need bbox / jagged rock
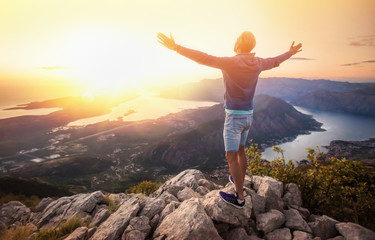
[203,190,252,226]
[152,169,206,198]
[149,214,159,231]
[327,236,345,240]
[34,197,53,212]
[196,185,211,195]
[159,202,180,223]
[265,228,292,240]
[37,191,104,228]
[0,201,31,227]
[214,222,232,235]
[293,230,313,240]
[108,193,130,206]
[313,237,322,240]
[308,215,339,239]
[89,208,111,227]
[289,205,310,220]
[153,198,222,240]
[176,187,201,201]
[122,216,151,240]
[87,227,97,239]
[335,222,375,240]
[256,209,285,233]
[65,226,88,240]
[222,227,251,240]
[252,176,284,211]
[244,187,266,218]
[139,197,165,219]
[198,178,222,191]
[283,183,302,207]
[159,191,179,204]
[284,209,312,233]
[89,197,140,240]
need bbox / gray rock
[159,192,179,204]
[308,215,339,239]
[89,208,111,227]
[283,183,302,207]
[152,169,206,198]
[284,209,312,233]
[293,230,313,240]
[223,227,251,240]
[159,201,180,223]
[37,191,104,228]
[34,197,53,212]
[122,216,151,240]
[289,205,310,220]
[149,214,160,231]
[327,236,345,240]
[256,209,285,233]
[253,176,284,211]
[107,193,130,206]
[65,226,88,240]
[0,201,31,227]
[89,197,140,240]
[203,190,252,226]
[196,185,211,195]
[335,222,375,240]
[244,187,266,218]
[197,178,222,191]
[139,197,165,219]
[265,228,292,240]
[87,227,97,239]
[153,198,222,240]
[176,187,201,201]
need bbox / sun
[82,91,94,103]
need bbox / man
[157,31,302,208]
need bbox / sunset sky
[1,0,374,95]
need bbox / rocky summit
[1,169,375,240]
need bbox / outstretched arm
[260,41,302,71]
[157,32,231,69]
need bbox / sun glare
[82,91,94,103]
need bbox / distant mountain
[156,77,374,102]
[139,95,324,172]
[291,87,375,116]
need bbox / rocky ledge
[1,169,374,240]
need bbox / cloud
[290,57,315,60]
[348,35,375,47]
[42,66,71,70]
[341,60,375,66]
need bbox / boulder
[34,197,53,212]
[265,228,292,240]
[89,208,111,227]
[197,178,222,191]
[138,197,165,219]
[176,187,201,201]
[152,169,205,198]
[159,192,179,204]
[252,176,284,211]
[327,236,344,240]
[89,197,140,240]
[289,205,310,220]
[283,183,302,207]
[284,209,312,233]
[37,191,104,228]
[308,215,339,239]
[293,230,313,240]
[203,190,252,226]
[222,227,251,240]
[159,202,180,223]
[251,176,283,197]
[335,222,375,240]
[244,187,266,218]
[0,201,31,227]
[65,226,89,240]
[195,186,211,196]
[122,216,151,240]
[153,198,222,240]
[256,209,285,234]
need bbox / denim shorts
[223,112,253,152]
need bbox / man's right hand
[289,41,302,55]
[157,33,178,51]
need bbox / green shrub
[126,180,163,196]
[246,142,375,231]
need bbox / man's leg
[238,145,247,185]
[226,151,244,200]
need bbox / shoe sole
[219,194,244,209]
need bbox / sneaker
[229,175,234,184]
[219,191,245,208]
